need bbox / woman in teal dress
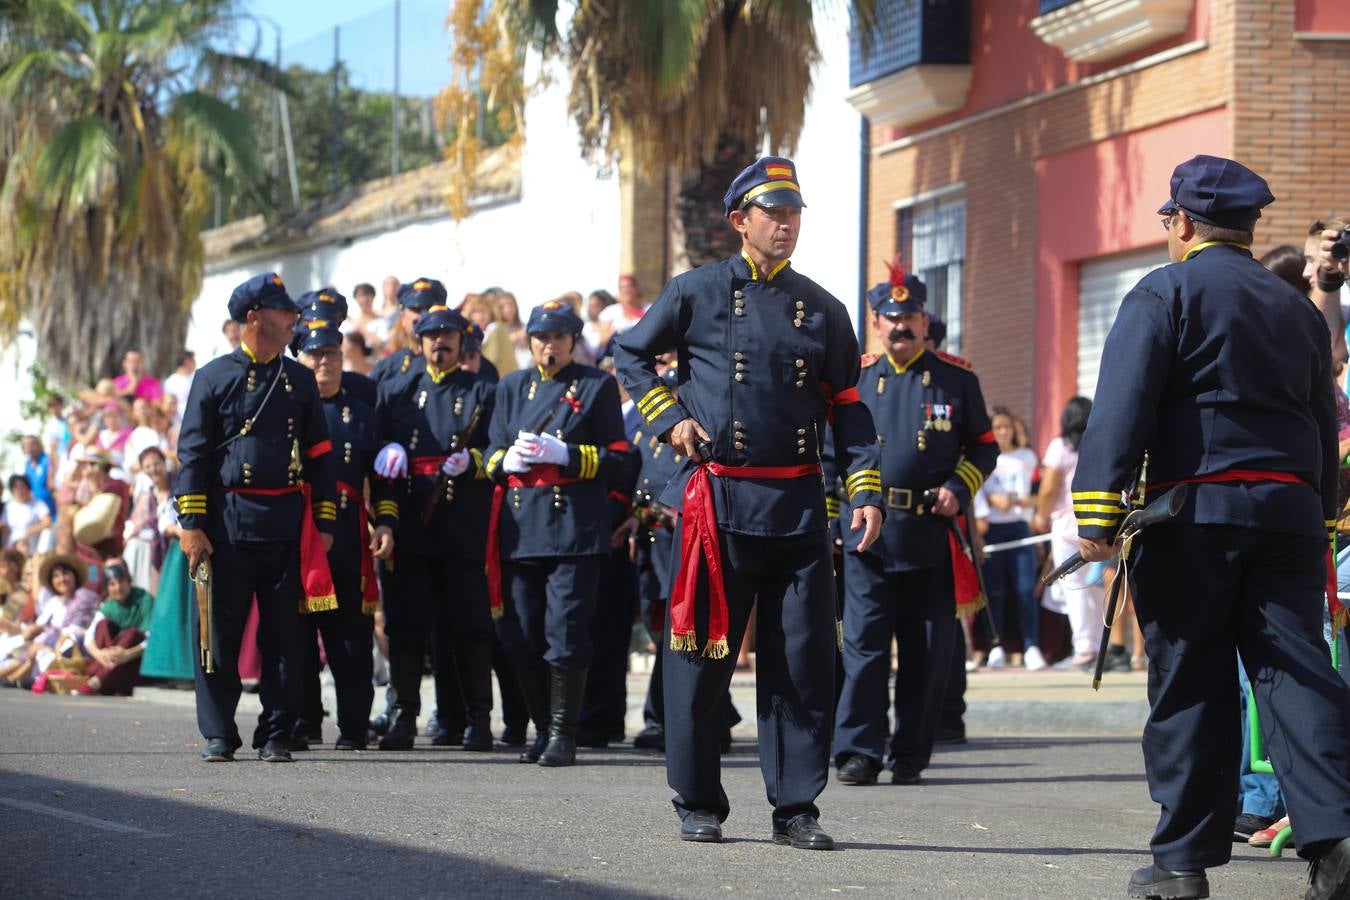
[139,489,194,680]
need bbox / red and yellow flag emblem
[765,164,794,179]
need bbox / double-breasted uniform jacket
[483,363,629,559]
[375,364,496,560]
[320,387,398,573]
[1073,242,1338,542]
[613,252,883,533]
[176,346,337,542]
[840,348,997,572]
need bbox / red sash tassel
[227,485,337,613]
[337,480,379,615]
[670,462,821,658]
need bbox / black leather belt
[886,487,928,515]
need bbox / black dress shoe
[575,729,610,749]
[680,811,723,843]
[257,740,293,763]
[836,755,880,786]
[200,739,235,762]
[772,815,835,851]
[500,725,527,747]
[334,734,367,751]
[519,732,548,763]
[369,713,390,736]
[891,767,923,785]
[633,725,665,751]
[289,734,310,752]
[1307,836,1350,900]
[1233,812,1274,842]
[461,720,493,752]
[1127,864,1208,899]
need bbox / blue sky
[243,0,390,49]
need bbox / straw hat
[73,492,122,546]
[38,553,87,593]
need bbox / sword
[1041,483,1189,588]
[193,559,215,674]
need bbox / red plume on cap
[885,255,911,303]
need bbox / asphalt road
[0,685,1310,899]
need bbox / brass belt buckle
[887,487,912,510]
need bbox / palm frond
[198,49,297,97]
[624,0,719,99]
[498,0,561,52]
[0,48,81,104]
[34,115,119,208]
[169,89,260,177]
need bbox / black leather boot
[539,666,588,768]
[455,641,495,751]
[378,705,417,750]
[516,665,550,764]
[378,646,422,750]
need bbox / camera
[1333,226,1350,263]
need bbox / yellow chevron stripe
[1073,502,1124,513]
[486,449,505,476]
[643,395,677,423]
[845,469,881,487]
[956,468,979,497]
[1072,491,1120,501]
[637,386,674,415]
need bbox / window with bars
[895,197,966,354]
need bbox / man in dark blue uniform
[370,277,440,384]
[832,267,997,788]
[484,300,629,768]
[291,323,398,750]
[293,287,378,408]
[1073,155,1350,900]
[176,273,338,762]
[372,305,497,751]
[615,157,883,849]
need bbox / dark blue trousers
[297,564,374,742]
[982,520,1040,648]
[496,556,601,671]
[1132,524,1350,868]
[664,528,837,826]
[192,540,303,749]
[579,545,638,740]
[833,550,955,776]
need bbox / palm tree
[447,0,875,273]
[0,0,278,386]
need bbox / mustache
[888,327,917,342]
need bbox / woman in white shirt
[975,409,1045,670]
[1033,397,1104,670]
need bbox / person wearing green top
[77,561,154,696]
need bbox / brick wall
[1232,0,1350,254]
[866,0,1236,440]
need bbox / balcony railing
[849,0,971,89]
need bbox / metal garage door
[1077,248,1170,399]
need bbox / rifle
[419,403,484,525]
[193,559,215,673]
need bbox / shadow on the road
[942,736,1140,751]
[1,771,661,897]
[837,842,1147,856]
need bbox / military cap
[397,277,448,310]
[1157,155,1274,232]
[926,313,947,349]
[294,321,343,355]
[463,321,485,354]
[526,299,584,336]
[867,259,927,316]
[296,287,348,324]
[228,272,298,322]
[722,156,807,217]
[413,305,469,336]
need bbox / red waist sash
[671,462,821,658]
[1148,467,1311,492]
[485,465,583,619]
[226,485,336,613]
[336,480,379,615]
[410,455,448,477]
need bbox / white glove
[513,431,539,457]
[374,442,408,479]
[503,446,530,474]
[441,449,470,478]
[522,432,569,466]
